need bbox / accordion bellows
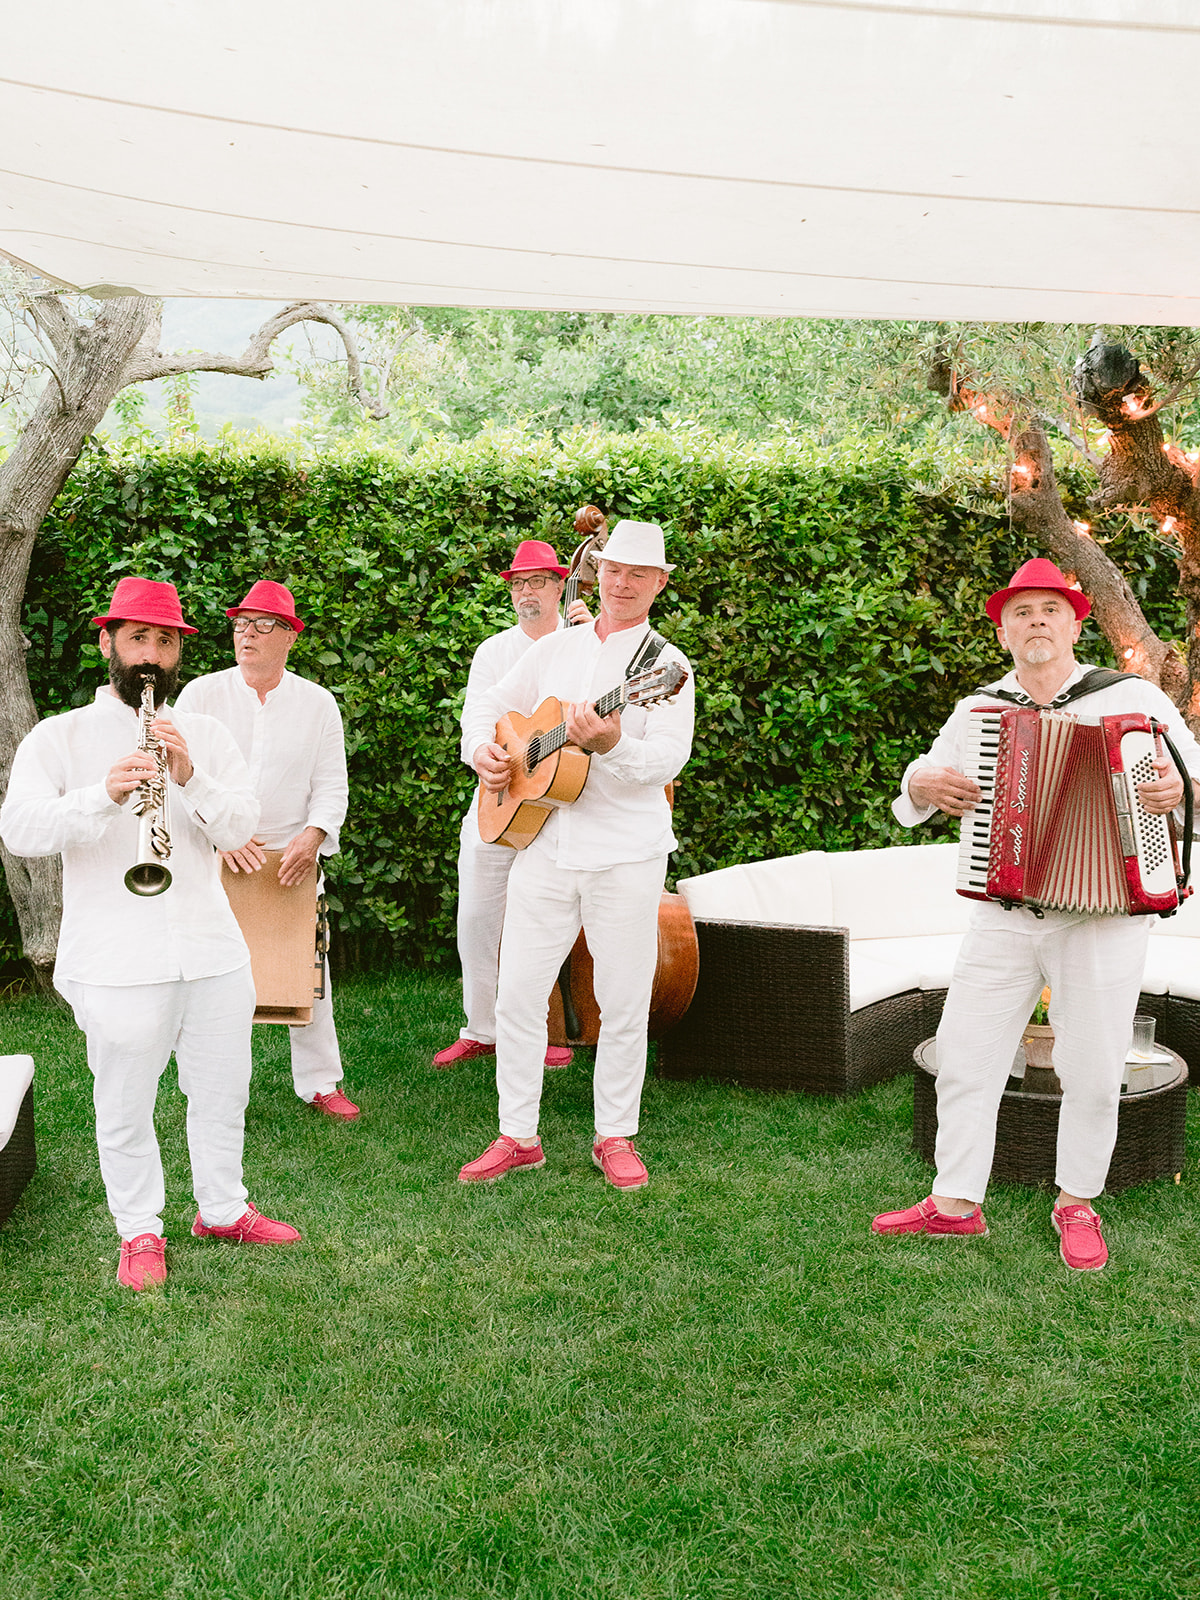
[957,708,1185,917]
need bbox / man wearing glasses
[434,540,581,1070]
[176,581,356,1121]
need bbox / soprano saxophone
[124,675,173,896]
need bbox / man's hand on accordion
[1136,756,1186,816]
[909,766,982,818]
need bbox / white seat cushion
[849,950,922,1012]
[829,843,973,941]
[853,933,965,991]
[677,852,834,926]
[1142,937,1200,1000]
[0,1055,34,1153]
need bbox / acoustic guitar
[477,659,689,849]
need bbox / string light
[1122,394,1141,416]
[1073,520,1092,537]
[1162,516,1179,535]
[1095,431,1110,449]
[1124,648,1135,660]
[1189,451,1199,464]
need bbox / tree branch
[121,301,388,418]
[1123,350,1200,423]
[24,296,79,363]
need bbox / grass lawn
[1,970,1199,1600]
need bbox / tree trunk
[0,296,157,982]
[1007,424,1186,701]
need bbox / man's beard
[109,650,179,711]
[516,596,544,620]
[1020,640,1054,666]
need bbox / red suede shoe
[871,1196,989,1237]
[1052,1202,1107,1271]
[458,1135,545,1183]
[311,1087,360,1121]
[191,1203,301,1244]
[433,1038,496,1069]
[544,1046,573,1069]
[117,1233,167,1290]
[593,1136,648,1190]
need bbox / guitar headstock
[625,660,689,707]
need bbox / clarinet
[124,675,173,896]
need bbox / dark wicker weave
[657,919,928,1096]
[0,1085,35,1227]
[912,1045,1187,1192]
[1157,996,1200,1087]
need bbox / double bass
[545,505,699,1046]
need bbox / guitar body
[477,697,592,848]
[547,892,699,1046]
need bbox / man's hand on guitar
[565,599,591,626]
[1136,756,1185,815]
[566,701,621,755]
[474,741,516,794]
[909,766,981,818]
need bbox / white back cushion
[829,843,972,940]
[0,1054,34,1152]
[677,852,834,925]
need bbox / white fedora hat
[598,519,676,572]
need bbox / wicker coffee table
[912,1038,1187,1193]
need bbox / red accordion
[957,707,1188,916]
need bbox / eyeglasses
[232,617,290,635]
[508,575,555,591]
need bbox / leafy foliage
[1,429,1185,970]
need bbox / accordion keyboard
[957,710,1002,895]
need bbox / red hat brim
[499,564,569,580]
[92,611,198,635]
[985,584,1091,624]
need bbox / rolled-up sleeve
[892,703,971,828]
[172,719,260,851]
[0,731,122,857]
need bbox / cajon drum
[221,849,322,1024]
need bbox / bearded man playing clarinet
[0,578,300,1292]
[873,558,1200,1270]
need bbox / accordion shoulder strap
[974,667,1130,709]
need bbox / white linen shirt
[176,667,348,857]
[893,661,1200,934]
[0,689,259,986]
[462,619,694,871]
[459,618,563,767]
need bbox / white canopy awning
[4,0,1199,322]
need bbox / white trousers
[60,964,255,1240]
[289,959,343,1100]
[933,916,1150,1203]
[494,848,667,1140]
[456,808,518,1044]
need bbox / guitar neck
[532,685,625,767]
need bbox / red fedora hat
[500,539,568,580]
[92,577,197,634]
[226,579,305,632]
[985,557,1091,625]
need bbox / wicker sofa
[0,1055,35,1228]
[657,841,1200,1096]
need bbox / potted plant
[1021,987,1061,1093]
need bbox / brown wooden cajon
[221,849,320,1025]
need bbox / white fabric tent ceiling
[3,0,1199,322]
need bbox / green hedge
[4,428,1185,968]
